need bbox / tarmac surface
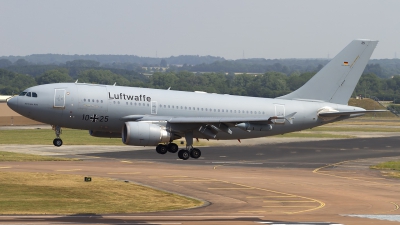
[1,136,400,225]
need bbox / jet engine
[89,130,121,138]
[122,122,171,146]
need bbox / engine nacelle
[122,122,171,146]
[89,130,121,138]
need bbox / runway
[1,136,400,225]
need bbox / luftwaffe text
[108,92,151,102]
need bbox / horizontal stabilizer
[318,110,387,117]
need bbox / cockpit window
[26,92,31,97]
[19,92,27,96]
[32,92,37,97]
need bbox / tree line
[1,65,400,102]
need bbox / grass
[370,161,400,178]
[0,128,124,145]
[0,151,77,161]
[0,171,203,214]
[348,98,396,118]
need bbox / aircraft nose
[7,96,18,112]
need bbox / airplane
[7,39,385,160]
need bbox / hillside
[348,98,396,117]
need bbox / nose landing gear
[52,125,63,147]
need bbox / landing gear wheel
[167,143,179,153]
[190,148,201,159]
[178,149,190,160]
[156,144,168,154]
[53,138,63,147]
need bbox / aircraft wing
[318,110,387,117]
[121,112,297,124]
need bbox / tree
[0,69,36,94]
[160,59,167,67]
[78,69,130,86]
[66,60,100,68]
[36,69,73,84]
[0,59,12,68]
[14,59,29,66]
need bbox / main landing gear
[52,125,63,147]
[155,132,202,160]
[156,143,202,160]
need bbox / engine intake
[122,122,171,146]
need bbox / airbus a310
[7,39,384,160]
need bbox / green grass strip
[0,151,77,161]
[0,171,203,214]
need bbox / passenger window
[126,102,128,105]
[97,100,99,103]
[19,92,27,96]
[32,92,37,97]
[130,102,132,105]
[139,103,141,106]
[26,92,31,97]
[101,100,103,103]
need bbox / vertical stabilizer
[278,39,378,105]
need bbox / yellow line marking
[107,172,141,175]
[263,201,316,203]
[263,206,316,208]
[246,196,296,198]
[56,169,81,171]
[390,202,399,212]
[0,167,11,169]
[202,178,324,214]
[120,161,132,163]
[313,160,391,185]
[208,188,254,190]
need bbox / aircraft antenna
[113,82,116,86]
[167,87,171,90]
[75,79,78,83]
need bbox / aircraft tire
[156,144,168,154]
[167,143,179,153]
[190,148,201,159]
[53,138,63,147]
[178,150,190,160]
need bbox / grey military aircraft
[7,39,385,160]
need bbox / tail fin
[278,39,378,105]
